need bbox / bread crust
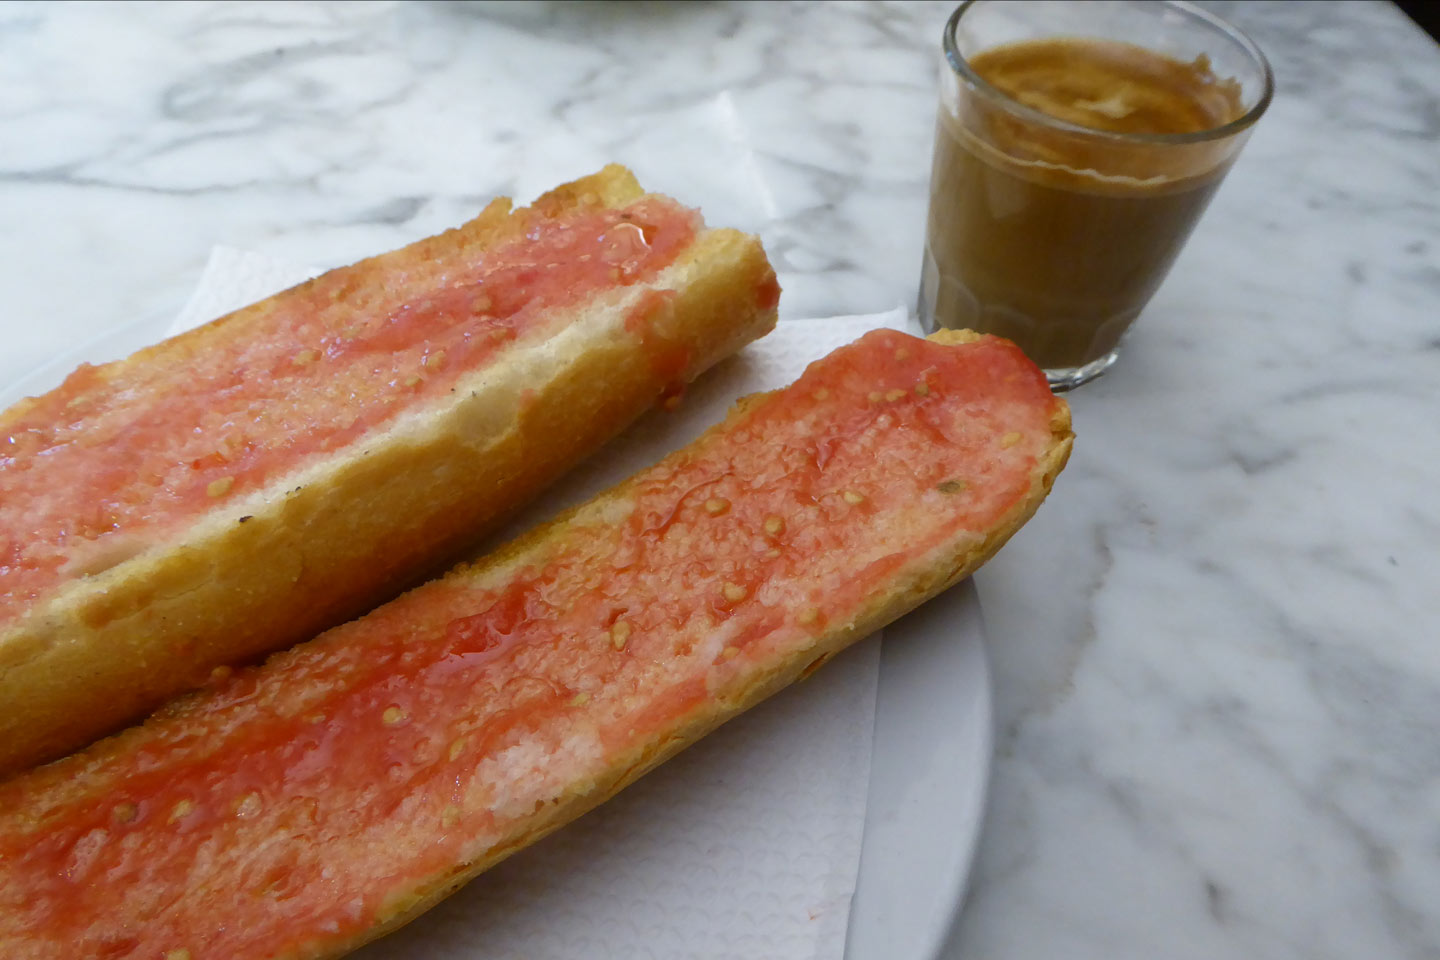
[306,331,1074,959]
[0,329,1068,960]
[0,165,778,776]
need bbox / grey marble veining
[2,1,1438,958]
[953,3,1440,957]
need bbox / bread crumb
[610,621,632,649]
[112,802,138,825]
[404,375,423,388]
[206,476,234,498]
[914,381,930,396]
[165,950,192,960]
[867,391,883,403]
[382,706,407,726]
[704,497,730,516]
[842,490,865,505]
[885,388,906,402]
[168,799,194,823]
[570,692,591,706]
[723,582,748,602]
[235,793,263,819]
[442,805,461,829]
[937,479,967,494]
[798,608,820,625]
[449,737,468,761]
[1001,432,1022,448]
[722,646,740,660]
[423,349,447,369]
[764,515,785,535]
[291,350,316,367]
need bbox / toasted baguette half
[0,164,778,775]
[0,328,1070,960]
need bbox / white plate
[0,314,994,960]
[849,580,992,960]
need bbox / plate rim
[845,577,994,960]
[3,313,996,960]
[0,312,175,410]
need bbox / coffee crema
[976,38,1242,136]
[923,37,1247,372]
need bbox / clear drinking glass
[918,0,1273,390]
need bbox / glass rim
[942,0,1275,146]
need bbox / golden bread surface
[0,165,778,775]
[0,328,1068,959]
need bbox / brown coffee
[923,38,1247,372]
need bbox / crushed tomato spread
[0,330,1059,960]
[0,197,699,628]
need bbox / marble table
[3,1,1438,958]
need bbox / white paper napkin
[170,247,912,960]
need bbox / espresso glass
[918,0,1273,390]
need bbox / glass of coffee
[919,0,1273,390]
